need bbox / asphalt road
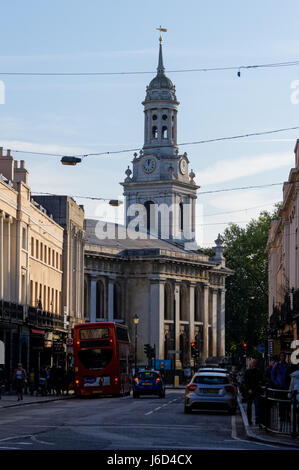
[0,390,293,450]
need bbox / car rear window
[138,372,159,380]
[193,375,229,385]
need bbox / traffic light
[190,342,196,358]
[144,344,151,357]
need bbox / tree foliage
[222,210,276,357]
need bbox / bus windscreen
[77,348,113,370]
[79,328,109,340]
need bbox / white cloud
[198,152,294,185]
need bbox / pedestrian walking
[55,364,64,395]
[13,363,27,401]
[244,359,263,425]
[271,352,291,428]
[264,358,275,388]
[38,366,48,396]
[288,364,299,401]
[236,370,246,402]
[271,352,291,390]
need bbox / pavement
[0,390,76,408]
[237,395,299,448]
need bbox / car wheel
[133,392,139,398]
[159,391,165,398]
[228,407,236,415]
[184,404,192,414]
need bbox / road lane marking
[31,435,54,446]
[0,446,20,450]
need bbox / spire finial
[156,26,167,75]
[156,25,167,43]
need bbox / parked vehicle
[133,370,165,398]
[184,372,237,414]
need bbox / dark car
[133,370,165,398]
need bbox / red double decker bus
[73,322,132,396]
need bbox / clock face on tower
[142,157,156,174]
[179,158,188,175]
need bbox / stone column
[15,219,22,304]
[108,280,114,321]
[174,284,180,368]
[202,284,209,361]
[90,276,97,323]
[218,289,226,357]
[188,283,195,345]
[5,215,12,302]
[211,289,218,357]
[0,211,4,300]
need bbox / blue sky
[1,0,299,246]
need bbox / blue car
[133,370,166,398]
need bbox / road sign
[257,344,265,354]
[66,338,73,346]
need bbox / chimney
[0,148,14,181]
[14,159,29,185]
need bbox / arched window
[179,202,184,232]
[144,200,155,232]
[164,284,172,320]
[162,126,168,139]
[152,126,158,139]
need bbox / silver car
[184,372,237,414]
[198,367,229,374]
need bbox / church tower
[121,36,199,248]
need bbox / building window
[144,200,155,233]
[152,114,157,121]
[36,240,39,259]
[22,226,27,250]
[152,126,158,139]
[162,126,168,139]
[40,242,43,261]
[44,245,47,264]
[48,247,51,265]
[179,202,184,232]
[31,237,34,257]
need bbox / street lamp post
[133,314,139,375]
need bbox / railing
[259,386,299,439]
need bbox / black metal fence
[259,387,299,439]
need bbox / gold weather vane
[156,25,167,43]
